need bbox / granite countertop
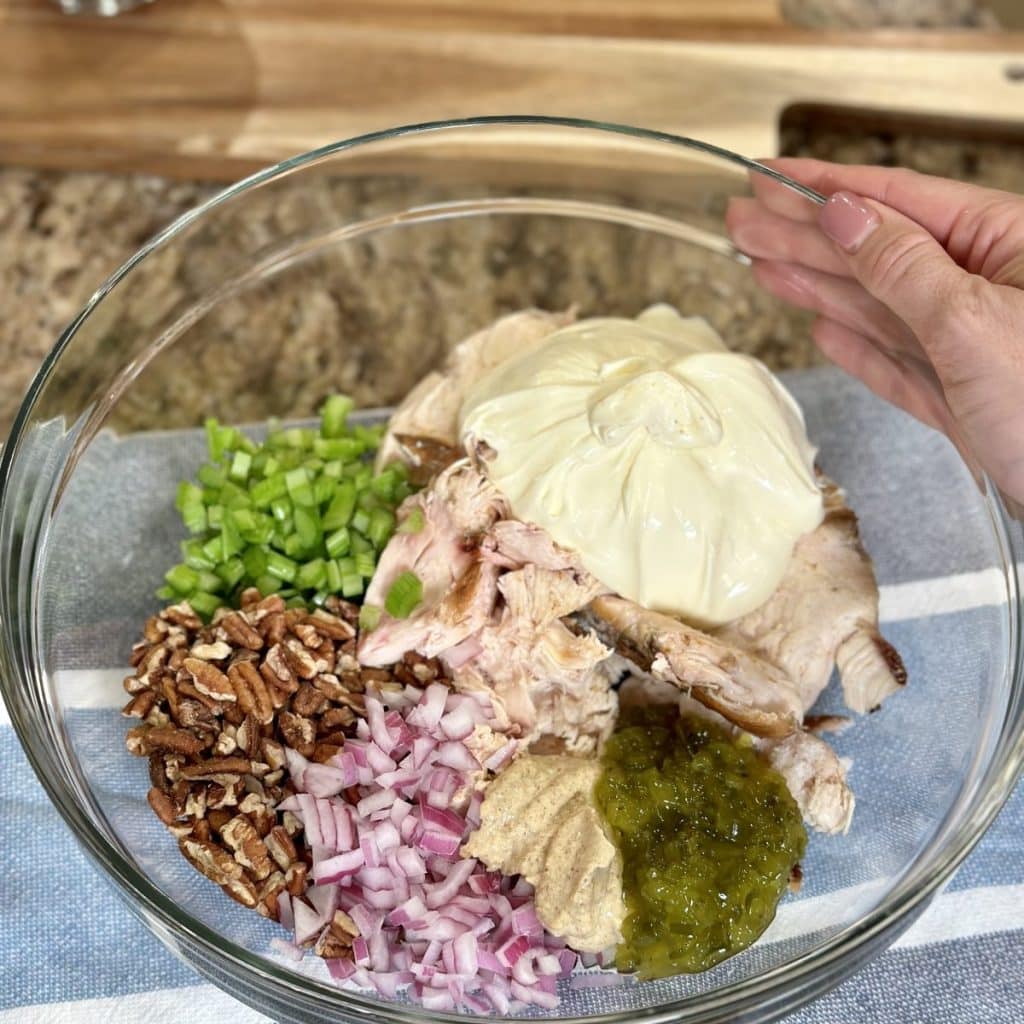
[0,0,1010,435]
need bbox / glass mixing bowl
[1,118,1021,1024]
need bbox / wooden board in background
[0,0,1022,182]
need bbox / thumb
[817,191,968,345]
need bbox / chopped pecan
[147,787,178,825]
[282,638,318,680]
[208,808,233,834]
[228,660,274,725]
[193,820,212,842]
[207,782,240,810]
[122,690,157,719]
[222,875,260,909]
[142,725,206,757]
[278,711,316,757]
[221,815,273,880]
[262,611,287,646]
[262,644,294,685]
[190,640,233,661]
[285,862,308,896]
[162,603,203,631]
[292,622,323,649]
[185,787,208,820]
[319,707,356,733]
[180,756,252,780]
[183,658,235,702]
[220,611,264,651]
[265,826,298,870]
[213,730,238,757]
[261,738,286,771]
[292,683,328,718]
[306,609,356,641]
[312,742,343,764]
[180,836,244,884]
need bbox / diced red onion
[279,682,575,1014]
[483,740,517,773]
[283,748,309,789]
[277,891,294,933]
[310,848,364,884]
[270,937,305,962]
[439,635,483,669]
[301,762,347,799]
[435,741,477,772]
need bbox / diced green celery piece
[322,482,356,530]
[189,592,222,620]
[394,481,414,503]
[398,506,425,535]
[320,394,355,439]
[175,481,204,513]
[313,437,363,461]
[341,573,364,598]
[165,563,198,594]
[205,417,226,461]
[182,539,216,571]
[182,502,207,535]
[367,508,395,549]
[216,557,245,589]
[325,559,343,593]
[195,570,224,594]
[221,517,244,558]
[358,604,382,632]
[202,536,223,562]
[322,460,343,480]
[285,596,307,610]
[294,506,321,550]
[325,526,351,559]
[350,532,371,555]
[266,550,298,583]
[296,558,327,591]
[285,467,316,507]
[283,534,306,560]
[230,507,258,534]
[354,551,377,579]
[313,475,335,506]
[229,450,252,483]
[384,570,422,619]
[250,473,288,507]
[262,454,280,478]
[197,463,226,489]
[155,585,177,602]
[255,574,280,596]
[207,504,224,529]
[270,496,292,522]
[243,546,268,580]
[370,469,398,501]
[352,510,371,535]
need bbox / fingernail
[819,192,880,253]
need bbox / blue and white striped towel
[1,368,1021,1023]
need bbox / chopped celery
[384,571,422,619]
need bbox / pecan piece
[179,837,243,884]
[162,603,203,631]
[122,690,157,719]
[147,786,178,825]
[278,711,316,757]
[220,611,264,651]
[306,610,356,641]
[265,826,298,870]
[282,638,319,680]
[183,658,235,702]
[285,862,308,896]
[292,683,328,718]
[223,875,260,909]
[180,756,252,780]
[228,660,275,725]
[221,815,273,880]
[190,640,233,661]
[142,725,206,757]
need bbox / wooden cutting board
[0,0,1022,181]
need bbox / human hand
[726,158,1024,503]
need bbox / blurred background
[0,0,1021,434]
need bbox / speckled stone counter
[0,0,1010,435]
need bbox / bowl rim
[1,115,1021,1024]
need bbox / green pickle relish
[595,707,807,979]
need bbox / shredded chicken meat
[715,479,907,714]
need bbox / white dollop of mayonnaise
[458,305,824,627]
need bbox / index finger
[752,157,1009,241]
